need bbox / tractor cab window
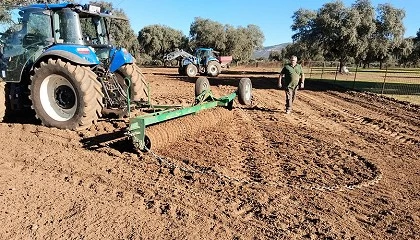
[0,8,51,57]
[54,8,83,45]
[23,9,52,48]
[197,49,205,58]
[209,51,216,58]
[79,15,109,46]
[196,49,206,63]
[0,9,24,57]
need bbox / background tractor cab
[195,47,218,68]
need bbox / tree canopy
[188,18,264,63]
[289,0,412,68]
[189,17,227,52]
[136,17,265,63]
[138,24,188,62]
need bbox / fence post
[309,62,313,79]
[352,65,358,89]
[321,62,325,79]
[334,63,339,83]
[381,64,388,94]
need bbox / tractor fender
[108,47,134,73]
[36,45,100,66]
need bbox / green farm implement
[128,76,252,151]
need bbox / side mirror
[45,37,55,45]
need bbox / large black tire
[29,59,104,130]
[116,64,149,102]
[178,66,186,76]
[186,64,198,77]
[195,77,210,97]
[207,61,221,77]
[0,82,5,121]
[238,78,252,105]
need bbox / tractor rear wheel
[238,78,252,105]
[116,64,149,102]
[0,82,5,121]
[195,77,210,97]
[186,64,198,77]
[207,61,221,77]
[29,59,104,130]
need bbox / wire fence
[238,61,420,105]
[305,61,420,105]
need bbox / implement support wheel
[238,78,252,105]
[195,77,210,97]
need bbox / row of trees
[270,0,420,68]
[138,18,264,64]
[2,0,419,67]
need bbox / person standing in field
[278,55,305,114]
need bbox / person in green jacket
[278,55,305,114]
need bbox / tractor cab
[0,3,125,83]
[195,47,218,68]
[0,6,53,82]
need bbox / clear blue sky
[78,0,419,47]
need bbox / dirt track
[0,67,419,239]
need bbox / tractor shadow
[2,109,41,125]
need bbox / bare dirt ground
[0,67,419,239]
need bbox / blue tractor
[173,47,230,77]
[0,3,148,130]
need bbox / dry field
[0,67,419,239]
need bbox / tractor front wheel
[116,64,149,102]
[29,59,104,130]
[186,64,198,77]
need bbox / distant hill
[252,43,290,59]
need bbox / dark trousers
[285,85,298,111]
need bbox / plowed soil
[0,67,419,239]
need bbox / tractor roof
[20,3,72,11]
[197,47,214,51]
[18,3,127,20]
